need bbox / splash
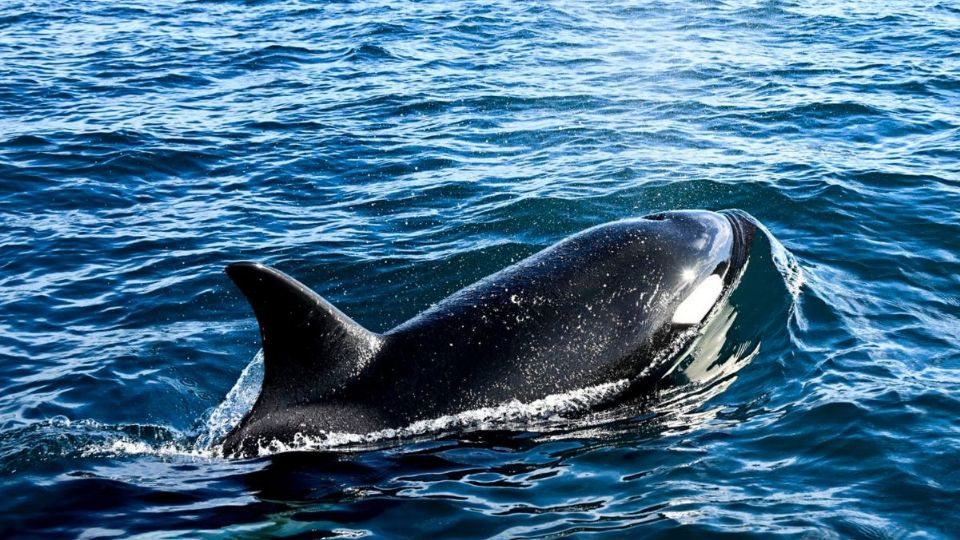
[195,350,264,450]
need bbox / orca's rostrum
[219,210,758,457]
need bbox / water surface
[1,0,958,537]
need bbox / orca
[218,209,757,457]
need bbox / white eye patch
[672,274,723,325]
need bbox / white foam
[84,439,214,459]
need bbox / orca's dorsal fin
[226,262,384,413]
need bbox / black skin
[219,210,756,457]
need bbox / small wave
[0,134,53,148]
[725,101,886,126]
[343,43,396,62]
[233,44,323,69]
[0,417,208,473]
[764,222,805,303]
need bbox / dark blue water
[2,0,958,537]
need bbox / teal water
[1,0,958,537]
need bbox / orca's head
[622,209,757,330]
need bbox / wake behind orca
[218,209,758,457]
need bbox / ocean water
[1,0,958,537]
